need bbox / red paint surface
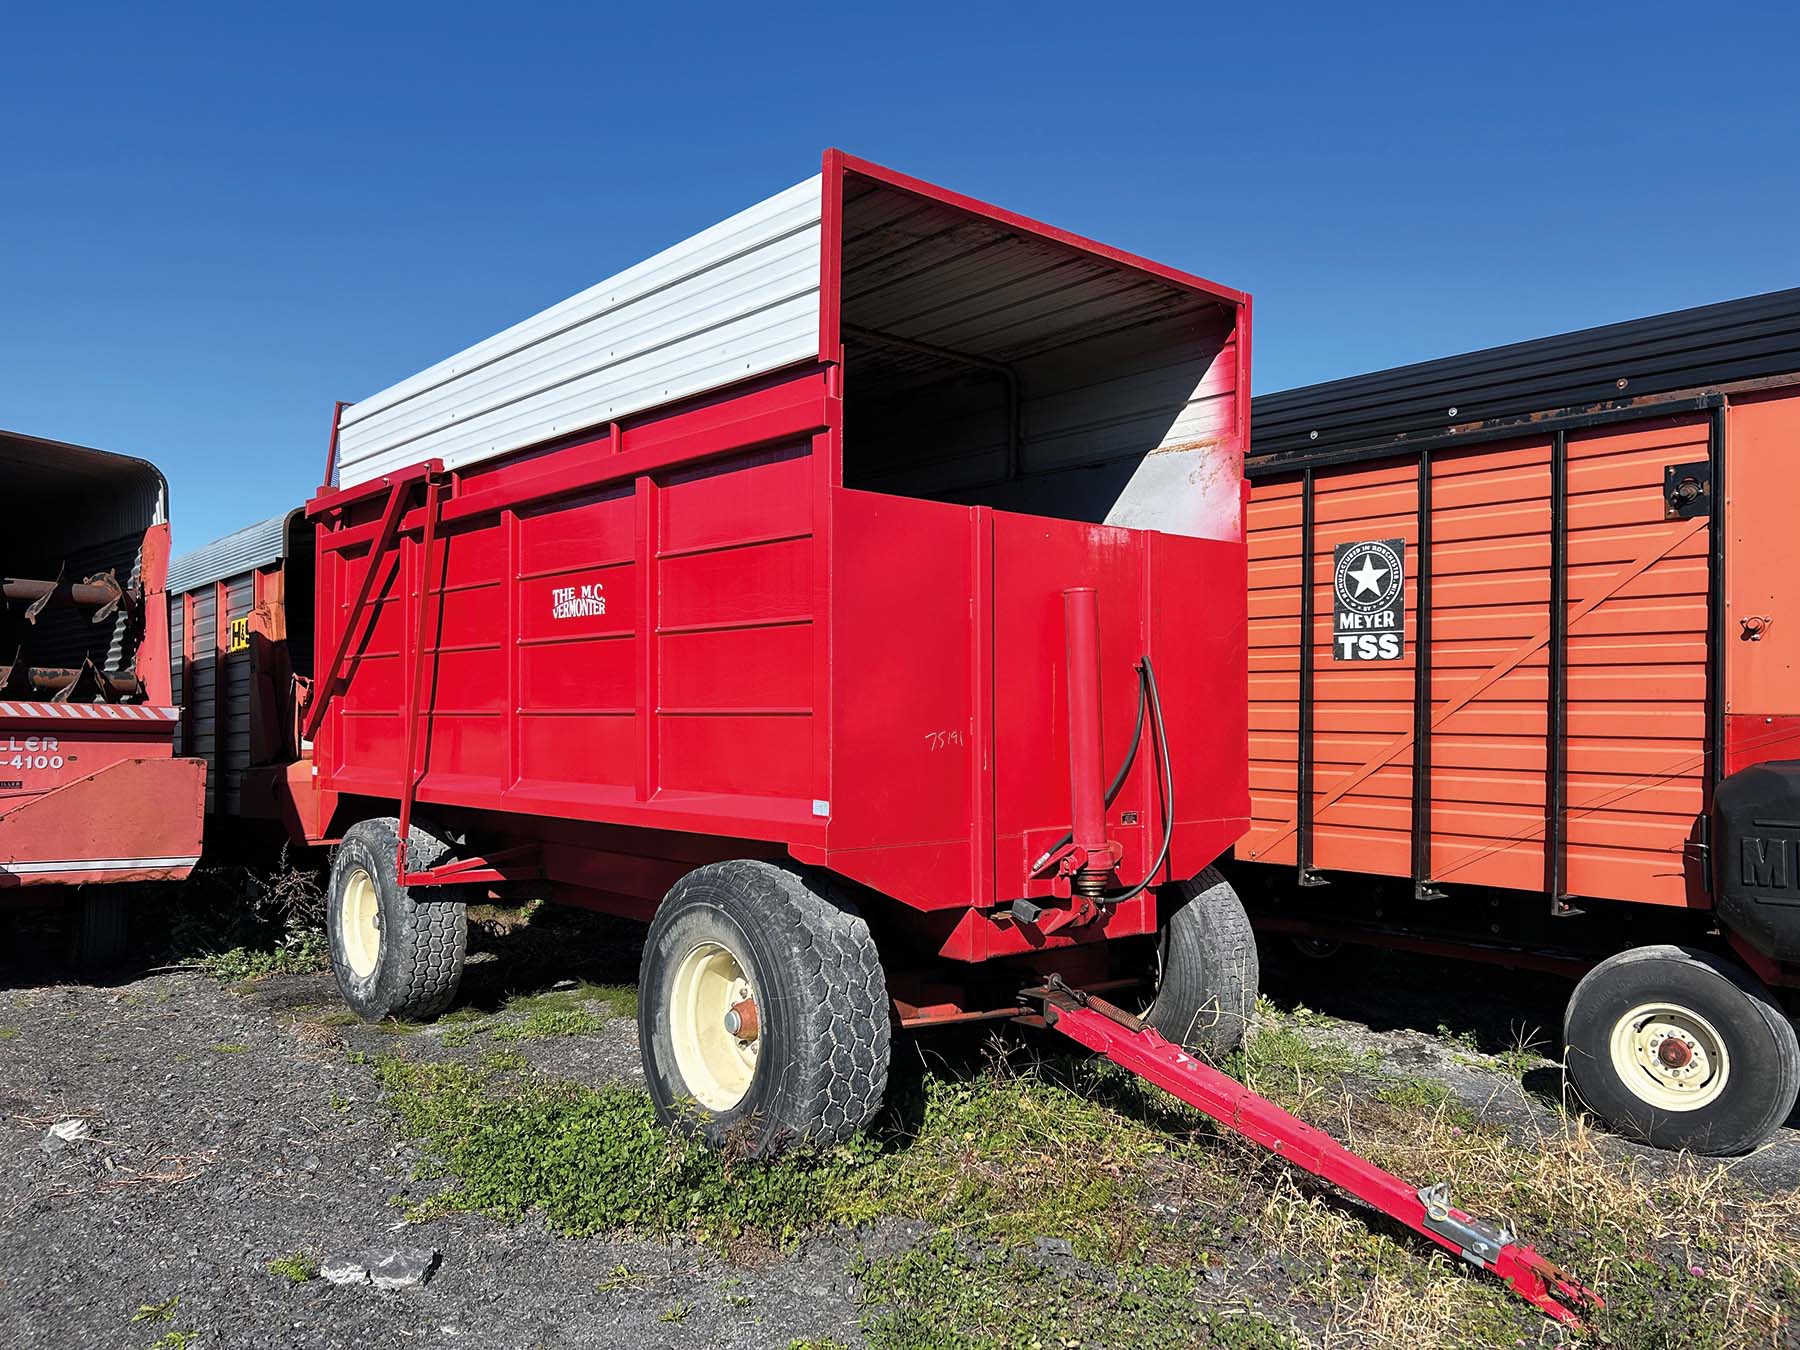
[299,158,1252,961]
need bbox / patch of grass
[196,930,328,982]
[374,1018,421,1036]
[314,1010,362,1028]
[209,1043,248,1055]
[0,1026,18,1040]
[373,1056,870,1242]
[481,1049,530,1073]
[266,1251,318,1284]
[164,857,330,983]
[131,1296,180,1323]
[148,1332,198,1350]
[595,1263,649,1294]
[855,1231,1300,1350]
[491,1007,605,1041]
[658,1302,691,1323]
[368,1016,1800,1350]
[500,981,638,1021]
[440,1020,490,1048]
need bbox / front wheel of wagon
[327,818,468,1022]
[1143,866,1260,1058]
[638,861,890,1157]
[1564,945,1800,1156]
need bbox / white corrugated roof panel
[334,175,825,488]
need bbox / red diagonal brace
[396,471,446,879]
[303,460,441,742]
[1029,982,1602,1328]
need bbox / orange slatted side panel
[1427,441,1552,891]
[1242,476,1302,866]
[1562,418,1710,906]
[1308,464,1418,877]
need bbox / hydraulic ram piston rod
[1025,979,1602,1327]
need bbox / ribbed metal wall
[334,176,824,488]
[167,514,289,593]
[1252,288,1800,467]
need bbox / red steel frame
[298,151,1252,963]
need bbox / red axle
[1028,980,1602,1328]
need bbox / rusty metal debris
[2,569,134,623]
[0,653,141,702]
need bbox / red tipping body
[296,153,1252,964]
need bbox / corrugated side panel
[168,595,185,756]
[167,514,288,594]
[1428,441,1551,889]
[1243,478,1302,865]
[1239,419,1709,907]
[189,587,218,814]
[221,573,255,813]
[1308,464,1420,876]
[1561,418,1708,904]
[334,176,824,488]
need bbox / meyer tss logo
[1739,834,1796,893]
[1332,538,1405,662]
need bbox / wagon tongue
[1023,977,1604,1328]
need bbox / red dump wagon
[1237,288,1800,1154]
[291,151,1255,1149]
[1,429,205,962]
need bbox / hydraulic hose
[1105,655,1173,904]
[1030,654,1175,904]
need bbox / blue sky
[4,2,1797,552]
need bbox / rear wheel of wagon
[638,860,890,1157]
[326,818,468,1022]
[1564,945,1800,1156]
[1143,866,1259,1057]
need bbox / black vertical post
[1701,405,1727,896]
[1411,450,1442,900]
[1297,468,1324,886]
[1546,431,1571,915]
[1707,405,1727,786]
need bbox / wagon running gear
[1564,945,1800,1156]
[327,818,468,1022]
[639,861,889,1157]
[1143,867,1258,1057]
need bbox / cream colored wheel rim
[340,865,382,980]
[1607,1001,1730,1112]
[668,941,760,1111]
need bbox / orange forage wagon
[1236,287,1800,1155]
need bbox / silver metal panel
[335,176,825,488]
[167,513,291,593]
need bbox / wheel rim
[340,866,382,980]
[668,940,760,1111]
[1607,1001,1730,1112]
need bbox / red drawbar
[1033,984,1602,1328]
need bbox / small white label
[550,580,607,620]
[811,799,830,817]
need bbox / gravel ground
[2,906,1796,1349]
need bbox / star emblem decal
[1347,555,1388,596]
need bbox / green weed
[131,1297,179,1323]
[265,1252,318,1284]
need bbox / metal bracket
[1663,460,1712,520]
[1417,1183,1513,1268]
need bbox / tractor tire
[1564,944,1800,1156]
[638,860,889,1157]
[1144,866,1259,1057]
[75,885,131,973]
[326,818,467,1022]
